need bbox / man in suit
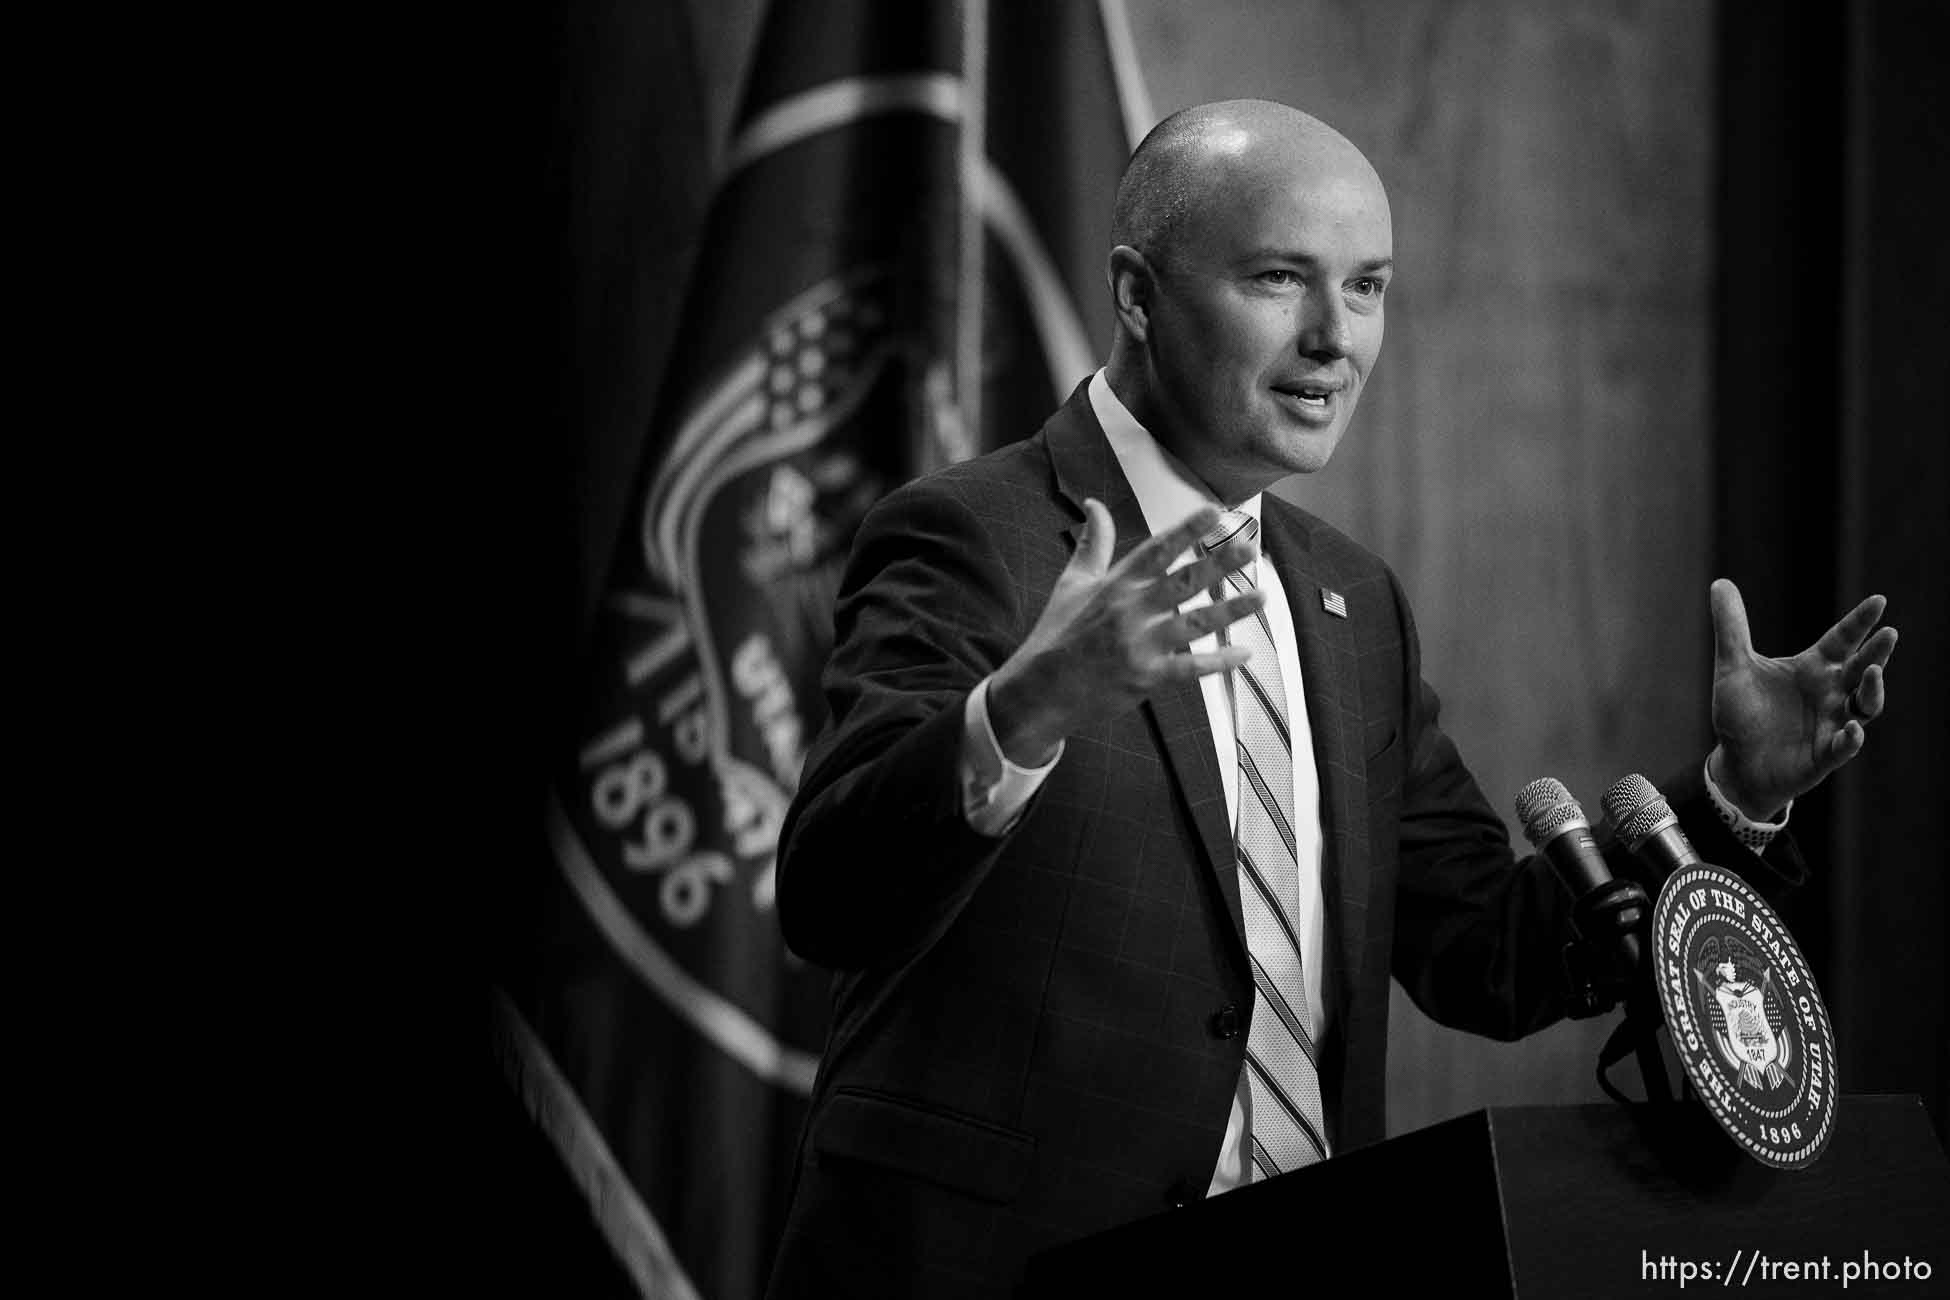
[766,100,1897,1298]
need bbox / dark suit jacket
[767,384,1803,1299]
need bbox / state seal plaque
[1651,862,1838,1168]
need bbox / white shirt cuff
[960,677,1064,836]
[1702,757,1790,855]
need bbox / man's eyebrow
[1239,251,1395,274]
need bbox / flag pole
[1098,0,1156,151]
[957,0,987,458]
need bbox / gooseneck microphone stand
[1560,878,1672,1106]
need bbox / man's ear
[1107,244,1155,342]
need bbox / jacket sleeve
[1651,761,1809,897]
[1388,671,1578,1041]
[775,478,1049,971]
[1382,568,1809,1042]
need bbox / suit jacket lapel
[1258,499,1370,1038]
[1043,385,1248,967]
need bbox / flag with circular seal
[496,1,1147,1295]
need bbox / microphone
[1601,773,1702,883]
[1515,777,1644,974]
[1518,778,1672,1103]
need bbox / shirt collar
[1086,368,1263,543]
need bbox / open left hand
[1708,578,1899,820]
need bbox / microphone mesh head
[1515,777,1587,848]
[1515,776,1569,826]
[1600,772,1661,826]
[1601,772,1677,849]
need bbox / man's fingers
[1073,498,1116,575]
[1155,590,1266,646]
[1146,534,1259,608]
[1709,578,1755,669]
[1159,644,1253,682]
[1846,660,1887,721]
[1843,624,1898,684]
[1816,593,1889,661]
[1118,504,1223,578]
[1830,718,1867,764]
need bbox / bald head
[1102,99,1394,499]
[1110,100,1383,270]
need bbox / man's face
[1140,151,1392,499]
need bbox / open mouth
[1276,382,1340,409]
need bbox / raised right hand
[986,499,1266,765]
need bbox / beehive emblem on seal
[1698,958,1793,1090]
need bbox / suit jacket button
[1166,1177,1201,1208]
[1209,1004,1240,1039]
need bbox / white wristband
[1702,757,1790,854]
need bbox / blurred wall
[664,0,1717,1138]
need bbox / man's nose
[1299,292,1351,360]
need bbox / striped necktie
[1201,510,1328,1179]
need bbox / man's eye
[1348,277,1386,298]
[1258,269,1298,286]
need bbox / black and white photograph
[468,3,1950,1295]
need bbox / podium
[1021,1095,1950,1298]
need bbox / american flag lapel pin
[1321,588,1348,619]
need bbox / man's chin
[1268,427,1342,477]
